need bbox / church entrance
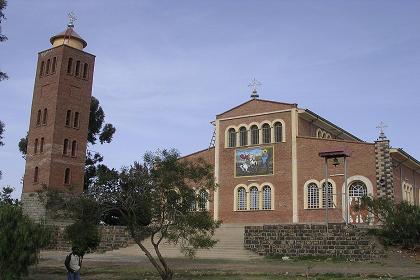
[348,181,368,224]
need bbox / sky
[1,0,419,198]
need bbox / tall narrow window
[34,138,39,154]
[262,123,271,143]
[250,186,259,210]
[274,122,283,142]
[46,59,51,74]
[239,126,247,146]
[251,125,259,145]
[34,167,39,183]
[36,110,42,126]
[237,187,246,210]
[73,112,79,128]
[262,186,272,210]
[67,58,73,74]
[63,139,69,155]
[83,63,88,78]
[322,182,334,208]
[39,61,45,76]
[40,137,44,153]
[42,108,48,125]
[198,190,208,211]
[52,57,57,73]
[71,140,77,157]
[64,168,71,185]
[65,110,71,126]
[307,183,319,209]
[228,128,236,148]
[75,60,80,76]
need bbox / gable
[216,99,296,119]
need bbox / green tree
[0,0,8,81]
[0,187,51,279]
[44,149,220,280]
[359,196,420,249]
[18,96,116,188]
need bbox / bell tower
[21,17,95,221]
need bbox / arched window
[42,108,48,125]
[63,139,69,155]
[349,181,367,199]
[52,57,57,73]
[274,122,283,142]
[36,110,42,126]
[317,129,323,138]
[250,186,259,210]
[237,187,246,210]
[228,128,236,148]
[250,125,259,145]
[73,112,80,128]
[262,186,272,210]
[198,190,208,211]
[40,61,45,76]
[71,140,77,157]
[65,110,71,126]
[239,126,247,146]
[67,58,73,74]
[262,123,271,144]
[40,137,44,153]
[75,60,81,76]
[307,183,319,209]
[34,167,39,183]
[83,63,88,79]
[34,138,39,154]
[322,182,334,208]
[46,59,51,74]
[64,168,71,185]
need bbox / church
[21,19,419,226]
[183,88,420,225]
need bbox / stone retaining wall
[47,225,135,252]
[244,223,384,261]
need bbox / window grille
[262,186,271,210]
[239,126,247,146]
[307,183,319,208]
[198,190,208,211]
[228,128,236,147]
[322,182,334,208]
[251,125,259,145]
[274,122,282,142]
[237,187,246,210]
[262,123,271,143]
[250,186,259,210]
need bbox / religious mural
[235,146,274,177]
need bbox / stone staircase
[106,224,262,260]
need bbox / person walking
[65,247,82,280]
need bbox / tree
[359,196,420,249]
[44,149,220,280]
[0,187,51,279]
[18,96,116,188]
[0,0,8,81]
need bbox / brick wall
[244,224,384,261]
[47,225,135,252]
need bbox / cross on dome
[248,78,262,99]
[68,11,77,28]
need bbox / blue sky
[1,1,419,198]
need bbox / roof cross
[376,121,388,140]
[68,12,77,28]
[248,78,262,99]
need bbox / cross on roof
[68,12,77,28]
[376,121,388,140]
[248,78,262,99]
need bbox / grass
[24,265,420,280]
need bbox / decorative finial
[376,121,388,140]
[248,78,262,99]
[67,12,77,28]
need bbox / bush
[360,197,420,248]
[0,191,52,279]
[64,220,101,257]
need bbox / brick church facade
[183,97,420,224]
